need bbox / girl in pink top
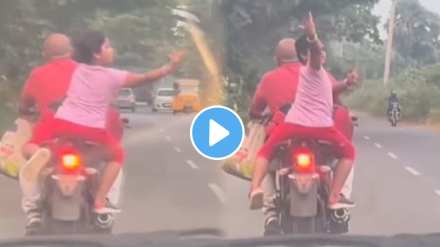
[250,13,355,210]
[29,30,184,214]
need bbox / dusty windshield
[1,0,440,243]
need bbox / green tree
[220,0,381,95]
[394,0,440,66]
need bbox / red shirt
[250,62,301,116]
[21,58,77,115]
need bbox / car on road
[152,88,176,112]
[117,88,136,112]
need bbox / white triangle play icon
[209,119,230,147]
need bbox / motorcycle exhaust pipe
[330,208,350,224]
[329,208,350,234]
[95,214,114,229]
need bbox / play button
[209,120,230,147]
[190,106,245,160]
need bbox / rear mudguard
[49,174,87,221]
[288,173,320,217]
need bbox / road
[1,106,440,238]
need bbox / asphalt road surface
[1,106,440,238]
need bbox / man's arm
[332,69,359,94]
[19,72,37,117]
[249,88,267,118]
[249,74,270,118]
[123,51,185,88]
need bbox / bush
[0,85,18,133]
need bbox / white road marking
[186,160,199,169]
[374,143,383,149]
[174,147,182,153]
[208,183,227,204]
[165,136,172,142]
[363,136,371,141]
[404,166,421,176]
[387,152,398,160]
[435,190,440,197]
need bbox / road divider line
[208,183,227,204]
[374,143,382,149]
[174,147,182,153]
[387,152,398,160]
[165,136,172,142]
[363,136,371,141]
[186,160,199,169]
[404,166,421,176]
[435,190,440,197]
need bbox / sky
[374,0,440,34]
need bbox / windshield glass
[157,90,176,97]
[1,0,440,244]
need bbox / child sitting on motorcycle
[249,13,355,210]
[26,30,185,214]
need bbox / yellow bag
[222,121,266,180]
[0,119,32,179]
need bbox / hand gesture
[169,50,186,66]
[346,68,360,86]
[304,12,317,40]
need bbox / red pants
[333,105,353,140]
[258,122,355,161]
[30,114,124,164]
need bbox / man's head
[391,90,397,97]
[275,38,297,65]
[42,33,73,61]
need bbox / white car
[152,88,176,112]
[117,88,136,112]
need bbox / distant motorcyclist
[387,91,400,115]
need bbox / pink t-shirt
[285,66,333,127]
[56,64,128,128]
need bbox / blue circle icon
[190,105,245,160]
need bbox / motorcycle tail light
[292,147,315,173]
[61,153,81,172]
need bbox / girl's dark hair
[73,30,106,64]
[295,34,310,65]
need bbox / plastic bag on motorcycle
[222,121,266,181]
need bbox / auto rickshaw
[172,79,203,113]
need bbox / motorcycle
[388,102,400,127]
[271,139,350,234]
[38,138,114,235]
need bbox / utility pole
[384,0,398,85]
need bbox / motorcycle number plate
[52,174,84,196]
[289,173,319,194]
